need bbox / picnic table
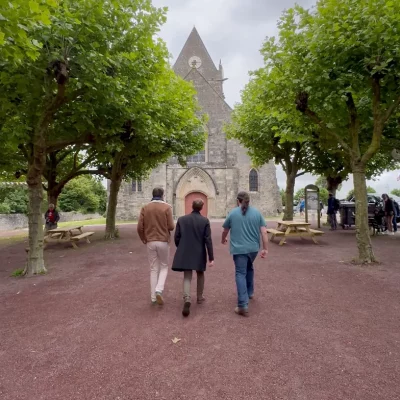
[267,220,324,246]
[44,226,95,249]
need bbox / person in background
[319,201,324,218]
[327,193,338,230]
[137,187,175,305]
[172,199,214,317]
[221,191,268,317]
[382,193,395,235]
[299,197,305,217]
[45,203,60,232]
[392,197,399,233]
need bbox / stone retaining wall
[0,212,102,231]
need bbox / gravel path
[0,223,399,400]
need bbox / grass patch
[58,218,107,228]
[58,218,137,228]
[10,268,24,277]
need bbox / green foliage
[0,202,10,213]
[0,0,55,62]
[0,185,28,214]
[294,189,305,202]
[58,176,106,214]
[391,189,400,197]
[319,188,329,205]
[280,188,286,206]
[258,0,400,170]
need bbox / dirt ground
[0,222,399,400]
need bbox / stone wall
[0,212,102,231]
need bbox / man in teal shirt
[222,191,269,316]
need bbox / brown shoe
[197,296,206,304]
[156,292,164,306]
[235,307,249,317]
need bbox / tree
[391,189,400,197]
[226,69,312,221]
[97,69,205,239]
[58,175,106,214]
[0,0,170,275]
[258,0,400,263]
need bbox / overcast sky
[152,0,400,198]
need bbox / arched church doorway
[185,192,208,216]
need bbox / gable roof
[173,27,219,79]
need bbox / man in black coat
[172,199,214,317]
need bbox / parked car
[338,193,384,229]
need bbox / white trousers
[147,241,170,301]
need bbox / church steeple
[173,27,219,79]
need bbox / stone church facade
[115,28,281,220]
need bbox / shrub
[58,176,106,214]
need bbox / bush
[0,202,11,214]
[58,176,107,214]
[0,185,28,214]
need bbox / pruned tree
[258,0,400,263]
[0,0,171,275]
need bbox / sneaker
[390,232,395,236]
[249,295,254,300]
[151,300,157,305]
[182,301,191,317]
[156,292,164,306]
[235,307,249,317]
[197,296,206,304]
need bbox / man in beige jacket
[137,187,175,305]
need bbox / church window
[132,179,142,192]
[249,169,259,192]
[187,149,206,163]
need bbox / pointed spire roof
[173,27,219,79]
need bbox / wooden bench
[308,229,324,236]
[267,228,285,236]
[70,232,95,249]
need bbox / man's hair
[192,199,204,212]
[49,203,55,208]
[152,187,164,198]
[237,191,250,215]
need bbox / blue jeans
[233,252,258,309]
[393,216,398,232]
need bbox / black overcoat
[172,211,214,272]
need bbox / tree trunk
[353,165,376,264]
[326,176,343,197]
[105,176,122,239]
[283,173,296,221]
[47,186,62,208]
[25,143,47,276]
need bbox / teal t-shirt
[222,206,266,255]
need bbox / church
[115,28,281,219]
